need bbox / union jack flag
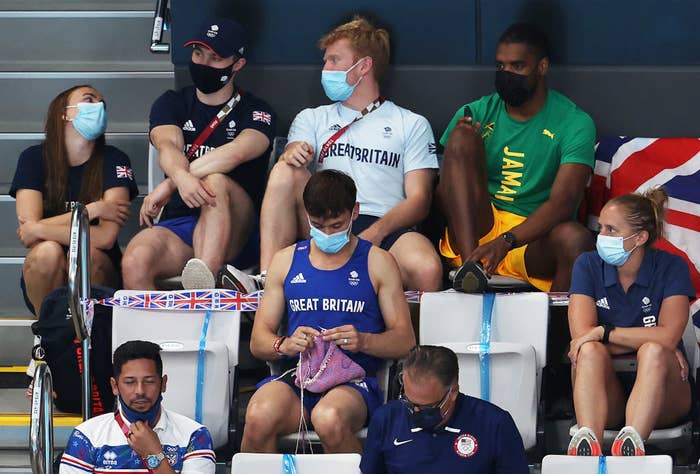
[116,165,133,180]
[581,137,700,325]
[252,110,272,125]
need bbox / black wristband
[501,231,517,249]
[601,323,615,344]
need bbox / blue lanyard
[479,293,495,401]
[195,310,212,423]
[282,454,297,473]
[598,456,607,474]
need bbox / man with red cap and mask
[122,17,276,290]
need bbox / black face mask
[494,70,536,107]
[189,61,234,94]
[409,406,444,431]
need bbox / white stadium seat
[231,453,361,473]
[542,454,672,473]
[112,289,241,449]
[419,291,549,450]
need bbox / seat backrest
[269,136,288,173]
[443,342,538,449]
[542,454,672,474]
[682,309,699,373]
[231,453,361,473]
[419,292,549,369]
[112,290,241,448]
[147,143,165,193]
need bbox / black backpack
[31,286,115,415]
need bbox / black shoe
[217,265,262,293]
[452,261,489,293]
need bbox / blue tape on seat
[282,454,297,474]
[479,293,495,401]
[598,455,607,474]
[195,310,212,423]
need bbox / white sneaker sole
[181,258,215,290]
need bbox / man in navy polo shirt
[122,17,276,290]
[361,345,528,474]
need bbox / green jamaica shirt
[440,90,596,217]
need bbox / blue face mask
[309,218,352,254]
[320,58,364,102]
[66,101,107,140]
[118,394,163,427]
[596,233,639,266]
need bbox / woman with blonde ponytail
[566,188,696,457]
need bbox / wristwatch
[601,323,615,344]
[501,231,517,249]
[146,451,165,469]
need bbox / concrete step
[0,259,32,320]
[0,196,145,258]
[0,317,33,365]
[0,389,79,450]
[0,132,149,194]
[0,72,174,134]
[0,11,171,72]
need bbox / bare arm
[17,187,130,250]
[509,162,591,245]
[150,125,189,183]
[607,295,689,351]
[249,246,320,360]
[324,247,416,358]
[188,128,270,177]
[358,169,436,245]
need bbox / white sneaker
[26,336,41,377]
[26,358,37,378]
[217,265,262,294]
[611,425,645,456]
[181,258,215,289]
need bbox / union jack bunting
[91,289,572,312]
[581,137,700,323]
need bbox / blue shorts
[156,215,198,247]
[256,369,383,426]
[353,214,414,251]
[156,215,259,269]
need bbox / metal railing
[67,203,92,421]
[150,0,170,53]
[29,363,54,474]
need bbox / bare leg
[626,342,691,439]
[22,241,67,317]
[311,385,367,453]
[388,233,442,291]
[572,342,626,442]
[192,173,254,273]
[241,381,307,453]
[525,221,594,292]
[121,227,193,290]
[90,247,120,289]
[435,125,493,259]
[259,162,311,270]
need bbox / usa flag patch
[252,110,272,125]
[116,165,133,180]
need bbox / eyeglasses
[399,384,454,412]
